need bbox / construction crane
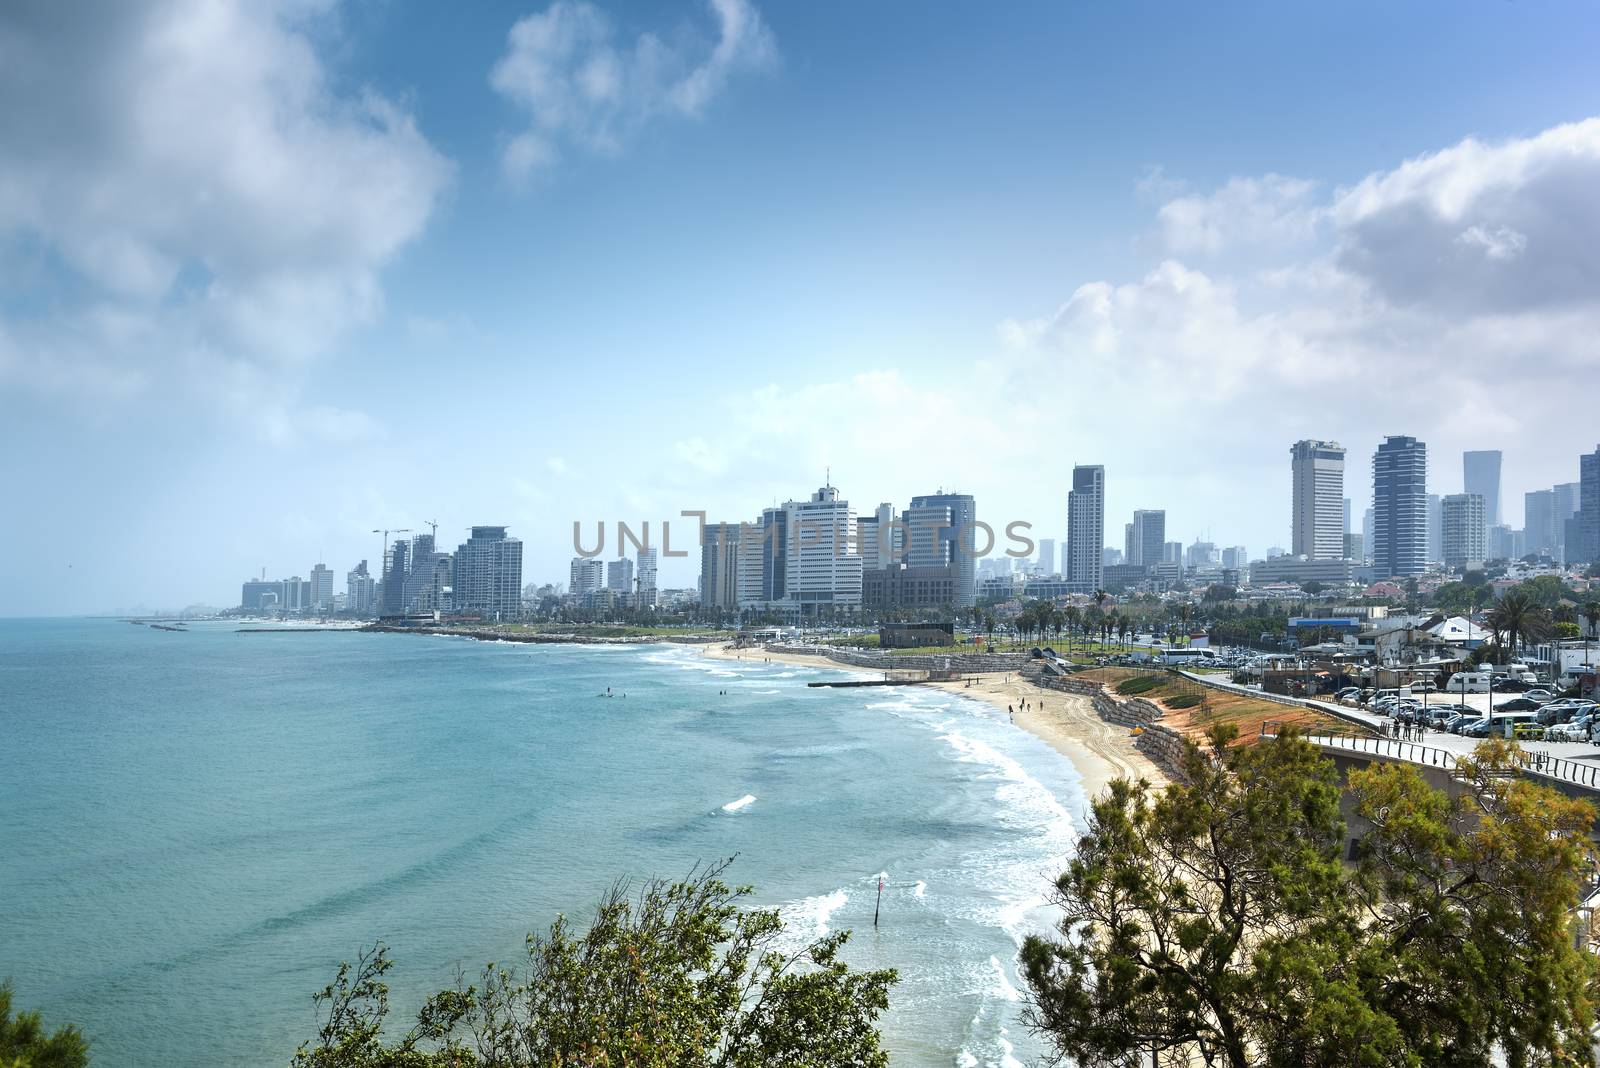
[424,519,439,542]
[372,528,412,576]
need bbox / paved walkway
[1295,730,1600,794]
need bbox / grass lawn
[1073,666,1346,742]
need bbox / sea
[0,618,1089,1066]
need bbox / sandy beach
[702,642,1164,800]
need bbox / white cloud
[490,0,776,181]
[1157,174,1323,255]
[1331,118,1600,313]
[995,118,1600,531]
[0,0,453,440]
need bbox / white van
[1448,671,1493,694]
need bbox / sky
[2,0,1600,614]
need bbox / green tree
[0,982,88,1068]
[1489,588,1552,662]
[1022,731,1599,1068]
[293,862,896,1068]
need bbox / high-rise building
[1555,481,1581,561]
[606,557,634,592]
[1131,509,1165,568]
[380,538,410,617]
[699,523,741,610]
[1372,436,1428,577]
[1037,537,1056,576]
[1185,541,1218,569]
[1463,450,1503,530]
[1066,465,1105,593]
[346,560,375,617]
[1343,497,1352,536]
[1426,494,1442,564]
[1164,541,1183,565]
[857,503,895,572]
[1488,524,1521,561]
[1123,523,1135,567]
[1102,547,1123,567]
[905,492,977,607]
[1343,533,1364,563]
[1290,440,1346,560]
[1222,546,1248,569]
[784,485,862,614]
[1362,507,1374,558]
[1440,493,1486,569]
[454,526,522,620]
[570,557,604,597]
[636,547,658,607]
[309,563,334,610]
[1578,447,1600,565]
[736,506,789,608]
[1524,489,1557,557]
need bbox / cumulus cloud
[0,0,453,438]
[1332,118,1600,313]
[1157,174,1323,254]
[490,0,776,181]
[1000,118,1600,516]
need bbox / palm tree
[1062,605,1080,655]
[1488,588,1549,665]
[1584,601,1600,672]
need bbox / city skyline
[4,2,1600,614]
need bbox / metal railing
[1270,727,1600,793]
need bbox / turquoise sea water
[0,619,1087,1066]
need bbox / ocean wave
[785,887,848,938]
[720,793,756,813]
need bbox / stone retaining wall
[767,644,1029,674]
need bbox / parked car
[1460,717,1493,738]
[1546,720,1592,742]
[1512,722,1547,741]
[1494,697,1542,713]
[1522,689,1555,704]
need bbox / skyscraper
[1555,481,1581,561]
[1463,450,1503,530]
[699,523,740,610]
[1427,494,1442,564]
[570,557,604,596]
[1578,446,1600,565]
[1372,436,1428,577]
[346,560,374,617]
[636,547,658,607]
[454,526,522,620]
[1524,489,1556,557]
[784,485,863,614]
[1037,537,1056,576]
[1067,465,1105,593]
[309,563,334,610]
[857,503,895,571]
[1440,493,1486,569]
[606,557,634,592]
[380,538,410,617]
[1290,440,1346,560]
[905,492,978,607]
[1131,509,1165,568]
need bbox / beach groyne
[362,625,723,646]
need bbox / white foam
[720,793,756,813]
[788,888,848,936]
[912,880,927,899]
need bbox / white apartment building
[1291,440,1346,560]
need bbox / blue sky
[2,0,1599,613]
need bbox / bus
[1161,647,1218,667]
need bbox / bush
[1165,693,1203,709]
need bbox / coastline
[701,642,1166,800]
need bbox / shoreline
[702,642,1166,800]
